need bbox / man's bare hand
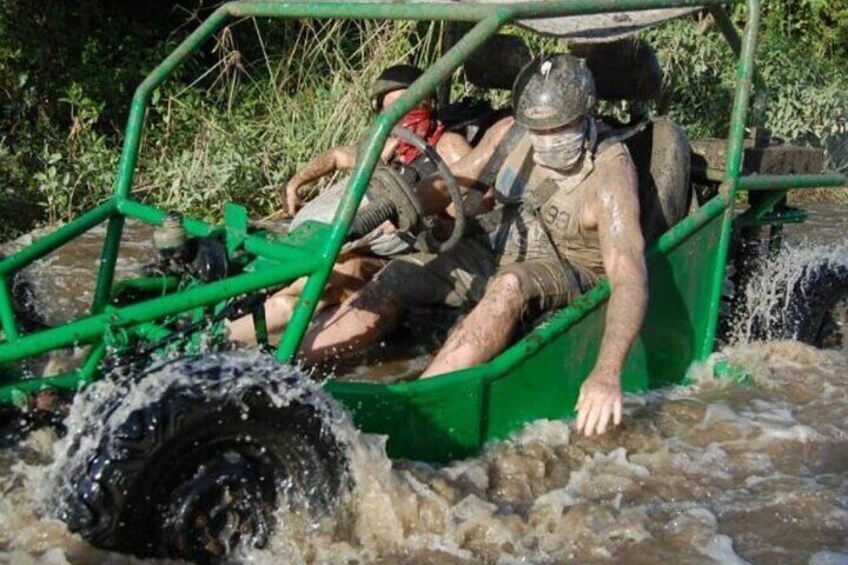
[285,179,304,214]
[575,370,622,437]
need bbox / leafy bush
[129,18,446,221]
[642,16,848,173]
[754,0,848,59]
[0,0,205,234]
[1,1,847,237]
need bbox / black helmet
[512,54,596,131]
[370,64,424,112]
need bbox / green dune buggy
[0,0,846,561]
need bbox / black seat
[623,117,693,244]
[439,33,532,145]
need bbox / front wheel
[51,351,351,562]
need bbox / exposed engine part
[190,238,229,282]
[348,125,466,253]
[145,232,229,283]
[103,288,271,372]
[153,211,187,259]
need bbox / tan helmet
[512,54,596,131]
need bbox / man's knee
[484,272,524,307]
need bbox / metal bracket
[224,202,249,256]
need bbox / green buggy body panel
[0,0,844,463]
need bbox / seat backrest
[462,34,690,241]
[464,35,662,104]
[622,117,692,244]
[576,38,663,104]
[463,34,532,90]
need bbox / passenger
[227,65,472,344]
[300,54,648,438]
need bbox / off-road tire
[53,351,351,563]
[779,261,848,349]
[0,253,45,333]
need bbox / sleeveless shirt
[493,123,634,275]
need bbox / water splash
[727,241,848,345]
[1,221,847,563]
[251,343,848,564]
[38,351,361,562]
[0,345,846,563]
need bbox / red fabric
[392,105,445,165]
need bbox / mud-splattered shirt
[493,123,636,275]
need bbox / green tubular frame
[701,0,762,357]
[0,0,845,415]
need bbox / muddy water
[0,208,847,564]
[0,221,157,326]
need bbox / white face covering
[529,119,587,171]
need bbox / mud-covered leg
[301,241,494,368]
[422,273,524,378]
[227,253,385,345]
[299,277,404,365]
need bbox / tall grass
[129,19,446,221]
[7,9,848,234]
[30,18,543,226]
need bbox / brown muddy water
[0,206,847,564]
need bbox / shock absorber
[348,197,398,241]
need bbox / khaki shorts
[380,208,598,311]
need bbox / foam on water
[237,343,847,564]
[246,341,847,564]
[0,229,846,563]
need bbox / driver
[299,54,649,439]
[227,64,471,344]
[284,64,471,217]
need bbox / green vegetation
[1,1,847,240]
[133,19,451,221]
[642,9,848,173]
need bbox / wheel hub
[165,453,275,560]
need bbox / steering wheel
[348,126,466,254]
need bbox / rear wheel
[52,351,351,562]
[780,261,848,349]
[736,259,848,350]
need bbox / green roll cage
[0,0,844,426]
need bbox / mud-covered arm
[576,153,647,437]
[285,145,356,213]
[284,140,399,213]
[414,117,514,215]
